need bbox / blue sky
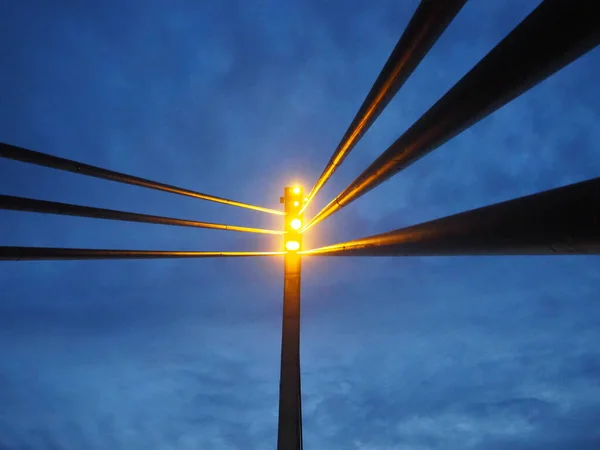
[1,0,599,448]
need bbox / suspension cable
[300,0,467,214]
[0,142,284,216]
[302,177,600,257]
[1,247,284,261]
[301,0,600,233]
[1,195,283,235]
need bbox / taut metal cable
[301,0,467,214]
[1,195,283,235]
[302,177,600,257]
[302,0,600,232]
[1,247,284,261]
[0,142,284,216]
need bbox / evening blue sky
[1,1,599,448]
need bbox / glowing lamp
[292,187,301,195]
[285,240,300,251]
[290,218,302,230]
[293,201,299,207]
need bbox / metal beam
[1,195,283,235]
[0,142,284,216]
[301,0,467,212]
[277,187,304,450]
[1,247,284,261]
[302,177,600,257]
[302,0,600,232]
[277,252,303,450]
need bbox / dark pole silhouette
[277,186,304,450]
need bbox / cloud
[1,0,599,449]
[300,257,600,449]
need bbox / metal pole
[277,187,304,450]
[0,142,284,215]
[301,0,467,212]
[1,195,283,235]
[0,247,284,261]
[302,177,600,257]
[302,0,600,232]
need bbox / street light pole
[277,186,304,450]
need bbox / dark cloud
[1,0,599,449]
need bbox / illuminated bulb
[285,240,300,251]
[290,218,302,230]
[293,201,299,207]
[292,187,301,195]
